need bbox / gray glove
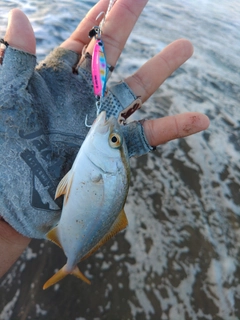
[0,45,153,239]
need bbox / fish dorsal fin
[55,169,73,201]
[103,208,128,242]
[46,226,62,249]
[81,208,128,261]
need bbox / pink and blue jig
[92,38,107,99]
[89,0,116,115]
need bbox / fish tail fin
[43,264,91,290]
[71,266,91,285]
[43,264,69,290]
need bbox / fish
[43,111,130,289]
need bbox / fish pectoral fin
[43,264,91,290]
[81,208,128,261]
[46,226,62,249]
[55,169,73,200]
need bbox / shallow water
[0,0,240,319]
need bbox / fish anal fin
[71,266,91,285]
[43,264,68,290]
[55,170,73,201]
[81,208,128,261]
[46,226,62,249]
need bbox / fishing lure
[91,30,107,101]
[89,0,116,114]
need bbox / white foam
[0,289,20,320]
[36,304,47,316]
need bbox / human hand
[0,0,209,278]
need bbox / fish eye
[109,133,122,148]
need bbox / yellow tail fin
[43,264,90,290]
[71,266,91,285]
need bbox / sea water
[0,1,239,319]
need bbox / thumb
[0,8,34,278]
[0,219,30,278]
[4,8,36,55]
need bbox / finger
[0,219,30,277]
[143,113,210,147]
[68,0,148,65]
[125,39,194,102]
[4,8,36,55]
[61,0,110,53]
[93,0,149,66]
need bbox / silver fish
[43,111,130,289]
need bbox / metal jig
[88,0,117,117]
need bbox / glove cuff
[122,121,155,158]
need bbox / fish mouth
[95,111,106,126]
[93,111,118,134]
[93,111,108,134]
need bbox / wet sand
[1,0,240,319]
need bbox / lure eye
[109,133,122,149]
